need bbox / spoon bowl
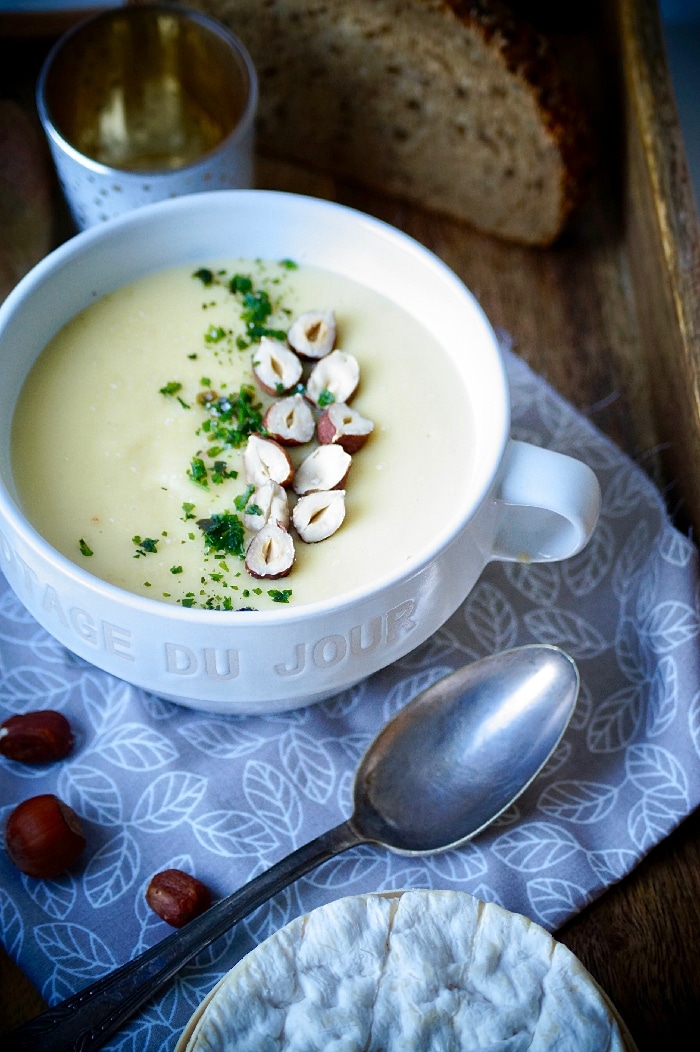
[10,643,579,1052]
[354,643,579,852]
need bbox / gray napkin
[1,348,699,1050]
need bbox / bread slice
[190,0,593,245]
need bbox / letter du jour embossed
[163,600,417,681]
[275,600,417,677]
[165,644,240,680]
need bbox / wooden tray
[1,2,699,1049]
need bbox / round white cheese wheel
[177,889,633,1052]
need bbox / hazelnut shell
[146,868,212,928]
[0,710,74,764]
[5,794,86,878]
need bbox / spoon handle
[8,819,360,1052]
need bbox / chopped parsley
[159,380,189,408]
[211,460,237,485]
[317,388,335,407]
[193,268,215,286]
[268,589,293,604]
[78,538,93,557]
[224,275,287,347]
[159,381,183,397]
[204,324,227,344]
[182,502,196,521]
[229,274,253,295]
[188,457,209,488]
[199,384,264,449]
[234,484,256,512]
[197,512,246,557]
[170,565,184,575]
[133,536,159,558]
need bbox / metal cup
[36,2,258,229]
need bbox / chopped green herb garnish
[133,536,159,557]
[188,457,208,487]
[197,512,246,557]
[170,565,183,575]
[226,277,287,346]
[193,268,214,285]
[159,381,183,397]
[234,484,256,512]
[241,288,286,341]
[182,502,196,520]
[268,589,292,603]
[211,460,237,485]
[78,538,93,557]
[204,324,227,344]
[229,274,253,294]
[317,388,335,407]
[280,259,298,270]
[200,385,264,449]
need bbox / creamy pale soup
[12,261,473,611]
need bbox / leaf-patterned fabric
[2,348,699,1050]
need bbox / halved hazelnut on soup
[263,394,315,446]
[306,350,360,407]
[252,336,303,395]
[293,490,346,543]
[245,522,295,578]
[292,445,351,495]
[317,402,374,453]
[287,309,336,359]
[243,434,295,488]
[243,480,290,532]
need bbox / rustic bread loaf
[189,0,593,245]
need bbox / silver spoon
[9,643,579,1052]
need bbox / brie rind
[180,890,627,1052]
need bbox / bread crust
[446,0,595,236]
[190,0,594,245]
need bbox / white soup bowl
[0,191,601,714]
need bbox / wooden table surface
[1,2,700,1047]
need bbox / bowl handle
[490,439,602,563]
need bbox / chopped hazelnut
[287,309,336,359]
[306,350,360,407]
[293,445,352,495]
[293,490,346,542]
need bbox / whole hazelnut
[0,710,74,764]
[146,868,212,927]
[5,794,86,878]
